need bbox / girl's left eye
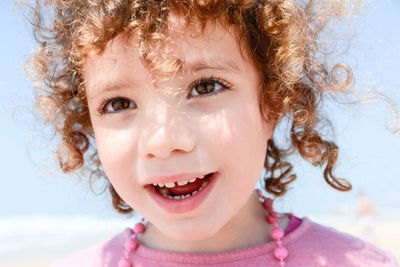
[189,78,230,97]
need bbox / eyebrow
[186,58,241,73]
[88,80,133,101]
[88,58,241,100]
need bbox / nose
[138,101,195,159]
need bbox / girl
[25,0,398,266]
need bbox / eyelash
[96,75,232,115]
[187,75,232,99]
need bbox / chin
[162,219,222,242]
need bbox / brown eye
[103,98,136,113]
[190,80,224,96]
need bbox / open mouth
[152,173,214,200]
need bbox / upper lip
[144,172,213,185]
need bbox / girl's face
[84,19,274,241]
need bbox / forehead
[83,16,254,96]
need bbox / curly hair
[25,0,354,214]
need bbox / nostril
[139,123,195,159]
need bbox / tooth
[165,182,175,188]
[198,175,204,179]
[174,196,181,200]
[160,187,167,192]
[153,183,157,186]
[192,190,198,195]
[158,183,165,187]
[185,194,190,198]
[177,180,188,186]
[189,178,196,183]
[159,188,169,196]
[167,195,173,199]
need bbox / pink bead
[133,222,146,234]
[269,210,279,218]
[124,239,138,251]
[276,240,282,246]
[271,227,284,240]
[118,258,132,267]
[263,198,273,210]
[274,246,288,260]
[267,214,279,224]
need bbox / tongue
[168,179,204,196]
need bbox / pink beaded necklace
[118,189,289,267]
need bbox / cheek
[230,105,268,171]
[94,126,138,183]
[201,100,269,173]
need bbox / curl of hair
[25,0,354,214]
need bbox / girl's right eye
[99,97,137,114]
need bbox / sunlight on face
[83,17,274,244]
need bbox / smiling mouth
[152,173,214,200]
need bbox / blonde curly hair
[26,0,354,214]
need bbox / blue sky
[0,0,399,218]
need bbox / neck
[139,191,281,253]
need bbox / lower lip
[145,173,218,214]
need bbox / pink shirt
[52,215,398,266]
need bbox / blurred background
[0,0,399,266]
